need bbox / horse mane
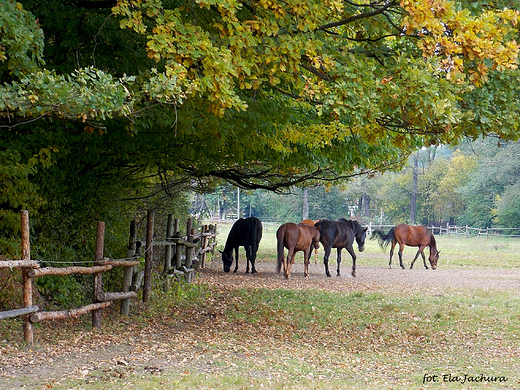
[429,231,437,248]
[338,218,361,230]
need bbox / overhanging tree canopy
[1,0,519,196]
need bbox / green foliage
[0,149,42,256]
[0,0,44,78]
[459,142,520,227]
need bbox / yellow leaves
[400,1,519,85]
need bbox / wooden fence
[0,210,218,345]
[367,223,520,237]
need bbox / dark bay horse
[276,222,320,278]
[221,217,262,274]
[314,219,368,277]
[300,219,321,263]
[371,224,439,270]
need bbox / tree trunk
[410,153,419,224]
[303,188,309,220]
[363,193,371,219]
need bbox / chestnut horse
[300,219,321,263]
[371,224,439,270]
[276,222,320,278]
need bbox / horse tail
[276,224,286,273]
[371,227,395,249]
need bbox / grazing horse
[276,222,320,278]
[314,219,368,277]
[371,224,439,270]
[300,219,321,263]
[221,217,262,274]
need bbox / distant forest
[201,138,520,229]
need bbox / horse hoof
[233,270,238,273]
[351,272,356,277]
[336,273,341,277]
[326,273,331,277]
[252,269,257,274]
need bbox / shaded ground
[1,260,519,389]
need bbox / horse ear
[364,227,368,232]
[219,250,223,254]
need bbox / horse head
[429,250,440,270]
[220,250,233,273]
[356,226,368,252]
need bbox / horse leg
[233,247,239,273]
[323,246,332,277]
[398,243,405,269]
[410,246,428,269]
[285,248,295,278]
[409,249,421,269]
[420,248,429,269]
[336,248,342,277]
[304,248,310,278]
[245,245,251,273]
[389,242,396,268]
[345,245,357,277]
[421,251,428,269]
[251,244,258,274]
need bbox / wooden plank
[0,260,40,269]
[0,306,39,320]
[30,302,111,323]
[29,265,113,277]
[97,291,137,302]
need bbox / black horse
[314,219,367,277]
[221,217,262,274]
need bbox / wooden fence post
[164,214,174,273]
[201,225,208,268]
[21,210,33,345]
[121,220,136,316]
[185,218,192,268]
[143,210,154,303]
[92,221,105,328]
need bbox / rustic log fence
[0,210,218,344]
[366,223,520,238]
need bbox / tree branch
[317,1,399,31]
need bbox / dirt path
[2,261,519,389]
[200,260,520,294]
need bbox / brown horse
[300,219,321,263]
[371,224,439,270]
[276,222,320,278]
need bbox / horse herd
[220,217,440,279]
